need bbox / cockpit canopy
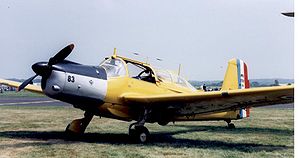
[155,69,196,91]
[100,58,127,78]
[99,57,196,91]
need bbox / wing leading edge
[0,79,43,94]
[122,85,293,115]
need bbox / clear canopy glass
[100,58,127,78]
[99,58,196,91]
[155,69,196,91]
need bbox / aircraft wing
[0,79,43,94]
[122,85,293,114]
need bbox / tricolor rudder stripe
[236,59,250,89]
[239,108,250,118]
[221,58,251,118]
[221,58,250,90]
[236,59,251,118]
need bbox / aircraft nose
[32,62,50,76]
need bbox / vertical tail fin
[221,58,250,90]
[221,58,251,118]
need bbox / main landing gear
[65,111,94,137]
[225,119,235,129]
[128,108,151,143]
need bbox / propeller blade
[282,12,294,17]
[18,74,38,91]
[48,44,74,65]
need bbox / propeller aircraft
[0,44,294,143]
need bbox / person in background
[202,84,207,92]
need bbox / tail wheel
[228,123,235,129]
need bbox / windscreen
[100,58,127,78]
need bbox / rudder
[221,58,251,118]
[221,58,250,90]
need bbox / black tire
[158,120,169,126]
[228,123,235,129]
[129,128,137,139]
[134,126,150,143]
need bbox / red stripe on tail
[246,108,250,117]
[244,63,250,88]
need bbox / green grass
[0,91,45,97]
[0,105,294,158]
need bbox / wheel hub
[139,133,147,142]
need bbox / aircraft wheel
[130,126,150,143]
[135,126,150,143]
[228,123,235,129]
[129,128,136,138]
[158,120,169,126]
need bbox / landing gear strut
[128,108,151,143]
[225,119,235,129]
[65,111,94,137]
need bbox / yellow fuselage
[98,76,243,123]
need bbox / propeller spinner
[18,44,75,91]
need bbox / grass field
[0,91,45,97]
[0,103,293,158]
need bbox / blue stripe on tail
[239,109,244,118]
[236,59,241,89]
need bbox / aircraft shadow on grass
[0,125,293,152]
[169,124,294,136]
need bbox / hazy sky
[0,0,294,81]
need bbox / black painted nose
[32,62,50,76]
[18,44,74,92]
